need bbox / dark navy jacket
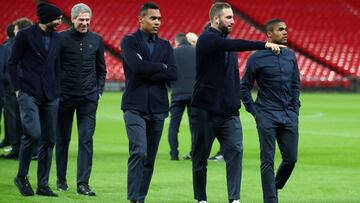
[191,27,266,116]
[8,24,61,101]
[240,48,300,119]
[171,42,196,101]
[3,38,15,93]
[120,29,177,114]
[0,45,6,106]
[60,28,107,101]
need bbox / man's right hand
[15,90,19,98]
[265,42,286,55]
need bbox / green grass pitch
[0,92,359,203]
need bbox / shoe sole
[36,192,58,197]
[77,192,96,196]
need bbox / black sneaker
[56,179,68,191]
[14,176,34,196]
[0,151,19,159]
[36,185,58,197]
[77,183,96,196]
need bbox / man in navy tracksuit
[240,19,300,203]
[8,3,62,197]
[190,3,285,203]
[121,3,177,203]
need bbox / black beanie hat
[37,3,62,24]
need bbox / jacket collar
[70,27,88,39]
[208,27,229,38]
[134,29,160,60]
[32,24,58,60]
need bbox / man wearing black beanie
[8,2,62,197]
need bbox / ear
[138,16,143,24]
[266,31,272,38]
[215,16,219,25]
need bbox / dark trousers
[17,92,59,186]
[0,106,3,142]
[4,85,22,152]
[256,112,299,203]
[190,107,243,201]
[124,111,164,202]
[56,97,98,184]
[168,98,192,159]
[0,97,5,144]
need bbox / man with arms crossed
[121,2,177,203]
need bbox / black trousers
[256,111,299,203]
[17,92,59,186]
[190,107,243,201]
[3,85,22,152]
[167,98,192,159]
[124,111,164,202]
[56,96,98,184]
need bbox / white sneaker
[198,201,208,203]
[231,200,240,203]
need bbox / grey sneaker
[209,154,224,161]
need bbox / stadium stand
[230,16,351,89]
[227,0,360,78]
[0,0,356,89]
[0,0,123,82]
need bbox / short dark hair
[14,18,33,30]
[265,18,284,32]
[6,23,15,38]
[174,32,188,45]
[139,2,160,17]
[209,2,231,22]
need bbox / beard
[45,22,58,32]
[218,20,230,35]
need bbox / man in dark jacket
[55,3,106,196]
[0,23,15,149]
[167,33,196,160]
[8,3,62,197]
[1,18,33,159]
[190,3,285,203]
[121,3,177,203]
[240,19,300,203]
[0,45,5,138]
